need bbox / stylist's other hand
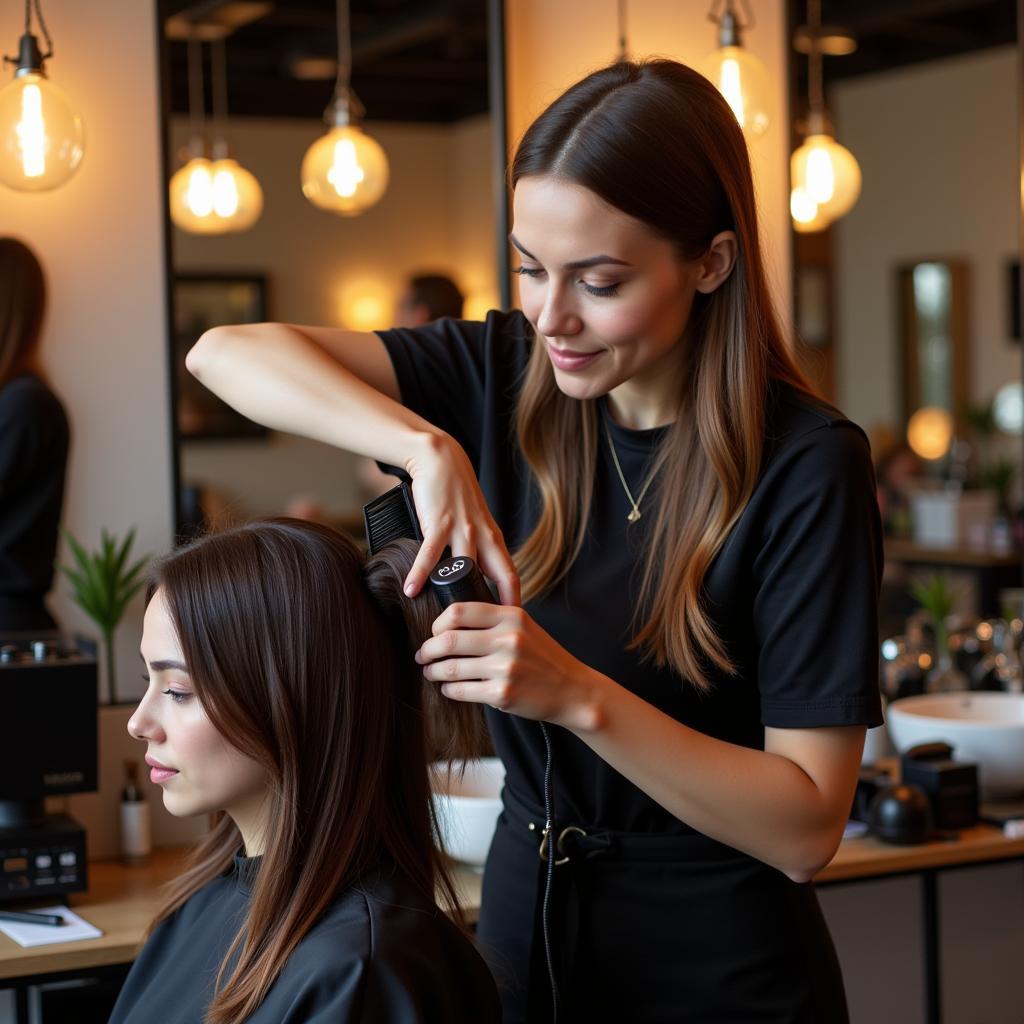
[403,432,520,606]
[415,603,604,733]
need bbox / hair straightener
[363,481,562,1021]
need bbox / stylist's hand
[415,603,604,733]
[403,432,520,606]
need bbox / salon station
[2,1,1024,1022]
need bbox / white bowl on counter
[886,692,1024,798]
[430,757,505,867]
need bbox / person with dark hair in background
[0,237,70,632]
[111,519,499,1024]
[395,273,465,328]
[188,59,882,1023]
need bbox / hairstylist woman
[111,521,500,1024]
[187,60,882,1023]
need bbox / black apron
[476,784,850,1024]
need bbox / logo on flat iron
[437,559,466,578]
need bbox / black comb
[362,481,423,555]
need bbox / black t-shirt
[0,373,69,631]
[108,858,501,1024]
[377,309,883,836]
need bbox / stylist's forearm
[185,324,443,467]
[571,677,847,883]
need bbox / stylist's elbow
[186,325,233,380]
[783,824,844,885]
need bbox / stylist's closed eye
[513,265,621,298]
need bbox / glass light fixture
[169,37,262,235]
[698,1,772,141]
[301,0,389,216]
[0,2,84,192]
[789,0,861,231]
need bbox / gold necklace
[603,419,655,523]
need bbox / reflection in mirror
[158,1,503,541]
[898,260,968,428]
[788,0,1021,632]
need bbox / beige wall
[504,0,793,333]
[833,47,1019,435]
[171,114,495,520]
[0,0,174,700]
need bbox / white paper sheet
[0,906,103,947]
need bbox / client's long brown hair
[146,519,483,1024]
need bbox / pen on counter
[0,909,65,927]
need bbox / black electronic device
[901,741,979,830]
[0,814,87,900]
[0,632,97,902]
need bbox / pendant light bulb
[790,124,861,224]
[698,2,772,141]
[301,0,389,216]
[0,26,84,192]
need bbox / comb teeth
[363,482,423,555]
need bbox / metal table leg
[922,869,940,1024]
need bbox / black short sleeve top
[377,310,884,835]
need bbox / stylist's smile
[547,343,604,372]
[145,755,179,784]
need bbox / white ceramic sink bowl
[430,757,505,867]
[886,693,1024,798]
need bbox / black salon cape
[376,310,884,1024]
[0,372,69,631]
[107,857,501,1024]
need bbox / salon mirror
[156,0,508,544]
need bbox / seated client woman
[110,519,500,1024]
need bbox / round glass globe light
[301,124,389,215]
[697,45,772,141]
[791,133,862,223]
[169,156,263,234]
[0,71,84,191]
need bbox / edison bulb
[791,134,861,223]
[301,124,389,216]
[0,71,84,191]
[697,46,772,141]
[169,155,263,234]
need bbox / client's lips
[547,344,603,372]
[145,755,179,783]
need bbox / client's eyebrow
[139,652,189,673]
[508,234,631,270]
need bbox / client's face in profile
[129,589,268,848]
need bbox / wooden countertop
[2,824,1022,982]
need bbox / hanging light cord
[4,0,53,66]
[616,0,628,62]
[335,0,352,93]
[187,36,205,142]
[212,38,229,141]
[808,0,824,114]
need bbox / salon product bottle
[120,760,152,864]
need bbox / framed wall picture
[172,273,269,440]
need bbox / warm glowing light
[0,71,84,191]
[169,154,263,234]
[697,45,772,141]
[302,124,388,215]
[338,281,393,331]
[907,406,955,461]
[464,290,498,321]
[791,133,861,223]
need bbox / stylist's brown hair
[0,237,46,387]
[147,519,484,1024]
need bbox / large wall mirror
[787,0,1022,632]
[156,0,508,541]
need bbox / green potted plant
[909,572,969,693]
[59,527,149,704]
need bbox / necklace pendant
[627,508,642,523]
